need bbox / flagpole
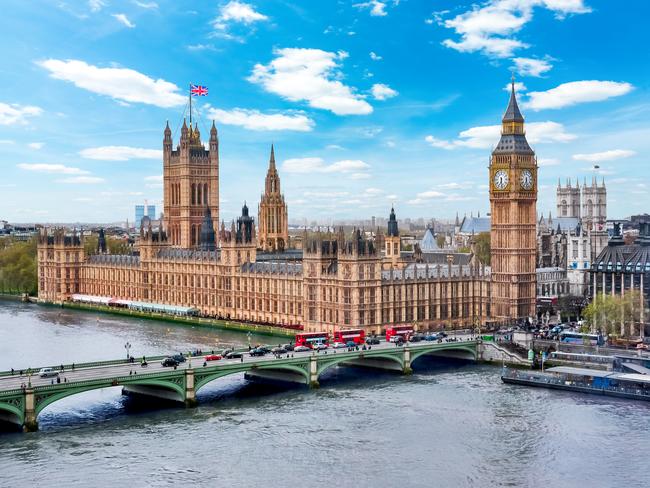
[189,83,192,126]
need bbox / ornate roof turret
[387,206,399,237]
[502,78,524,123]
[210,120,218,140]
[269,143,276,170]
[493,77,533,155]
[199,206,215,251]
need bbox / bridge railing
[0,342,273,378]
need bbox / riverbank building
[38,86,539,332]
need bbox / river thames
[0,300,648,487]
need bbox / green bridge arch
[194,362,311,392]
[316,351,405,377]
[0,396,25,425]
[409,343,478,365]
[34,377,186,418]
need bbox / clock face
[493,169,509,190]
[520,169,533,190]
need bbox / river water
[0,300,648,487]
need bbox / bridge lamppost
[124,341,132,359]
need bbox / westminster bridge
[0,340,482,432]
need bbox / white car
[38,367,59,378]
[313,343,329,351]
[294,345,311,352]
[332,342,347,349]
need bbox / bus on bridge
[386,325,414,343]
[332,329,365,345]
[295,332,329,348]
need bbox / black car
[437,331,448,338]
[172,354,186,363]
[249,348,267,357]
[366,337,380,345]
[225,351,243,360]
[271,347,286,355]
[410,334,424,343]
[161,357,179,367]
[282,343,295,351]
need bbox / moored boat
[501,365,650,402]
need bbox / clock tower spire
[489,77,537,322]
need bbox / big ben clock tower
[489,79,537,322]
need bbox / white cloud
[325,144,345,150]
[80,146,162,161]
[371,83,398,100]
[538,158,560,166]
[440,0,591,58]
[282,158,371,175]
[248,48,373,115]
[17,163,89,175]
[213,1,268,31]
[523,81,634,110]
[134,1,158,8]
[425,135,456,150]
[426,121,575,150]
[187,44,216,51]
[28,142,44,150]
[112,13,135,28]
[57,176,105,184]
[354,1,387,17]
[350,172,371,180]
[369,51,382,61]
[572,149,636,162]
[0,102,43,125]
[513,57,553,77]
[38,59,185,108]
[417,190,445,199]
[503,81,527,93]
[88,0,104,12]
[145,175,163,183]
[205,106,314,131]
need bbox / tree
[583,291,645,337]
[0,237,37,294]
[583,293,621,335]
[474,232,491,265]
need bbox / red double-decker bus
[332,328,366,345]
[385,325,414,342]
[295,332,330,348]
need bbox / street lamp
[247,331,252,349]
[124,341,132,359]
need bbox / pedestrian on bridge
[11,368,14,375]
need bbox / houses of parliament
[37,83,537,332]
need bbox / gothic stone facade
[489,82,537,320]
[38,116,493,332]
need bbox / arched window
[204,183,208,204]
[197,184,202,206]
[587,199,593,217]
[561,199,567,216]
[191,184,196,205]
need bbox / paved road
[0,335,476,391]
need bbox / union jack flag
[190,84,208,96]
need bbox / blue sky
[0,0,648,224]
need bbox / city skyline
[1,0,648,223]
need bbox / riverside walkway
[0,340,478,432]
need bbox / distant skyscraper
[135,205,145,228]
[135,203,157,229]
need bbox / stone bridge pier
[24,389,38,433]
